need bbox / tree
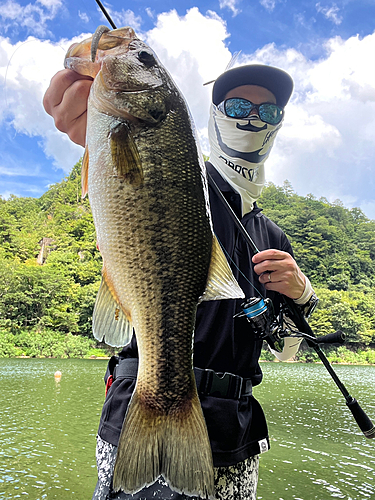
[0,259,80,333]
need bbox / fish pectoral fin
[81,147,89,198]
[109,124,144,186]
[92,272,133,347]
[199,234,245,303]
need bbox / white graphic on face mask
[236,121,267,132]
[262,125,282,148]
[219,156,259,182]
[214,120,270,164]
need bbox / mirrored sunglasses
[218,97,284,125]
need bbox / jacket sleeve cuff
[269,337,302,361]
[294,275,314,305]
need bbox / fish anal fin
[110,124,144,187]
[199,234,245,302]
[113,385,215,499]
[92,270,133,347]
[81,147,89,198]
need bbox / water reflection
[0,359,374,499]
[256,363,375,499]
[0,358,106,499]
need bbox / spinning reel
[238,296,346,352]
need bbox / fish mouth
[91,26,137,62]
[90,25,138,62]
[66,26,138,64]
[65,26,142,83]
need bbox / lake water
[0,359,374,499]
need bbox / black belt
[109,358,252,400]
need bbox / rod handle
[346,398,375,439]
[317,330,346,345]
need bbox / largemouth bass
[64,26,244,499]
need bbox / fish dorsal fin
[92,268,133,347]
[82,147,89,198]
[110,124,144,186]
[199,234,244,303]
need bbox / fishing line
[82,0,116,31]
[94,0,117,29]
[95,0,117,29]
[215,232,266,300]
[204,51,242,87]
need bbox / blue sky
[1,0,375,217]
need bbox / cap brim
[212,64,294,108]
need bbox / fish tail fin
[113,387,215,499]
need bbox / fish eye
[138,50,155,65]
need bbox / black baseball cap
[212,64,294,108]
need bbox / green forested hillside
[0,161,104,357]
[259,181,375,290]
[257,181,375,357]
[0,163,374,360]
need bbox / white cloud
[0,0,63,37]
[316,3,342,25]
[105,8,142,31]
[361,200,375,219]
[1,8,230,175]
[41,126,83,169]
[145,8,154,19]
[0,160,41,177]
[219,0,241,17]
[78,11,89,23]
[145,8,231,133]
[238,32,375,217]
[2,7,375,219]
[0,183,45,198]
[0,190,15,199]
[260,0,276,12]
[37,0,61,8]
[1,34,87,172]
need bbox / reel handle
[346,398,375,439]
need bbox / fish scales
[90,105,212,407]
[64,26,244,499]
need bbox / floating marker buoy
[54,370,62,380]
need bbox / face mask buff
[208,103,282,215]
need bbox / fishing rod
[208,172,374,439]
[94,0,117,29]
[91,0,374,439]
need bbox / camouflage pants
[92,436,259,500]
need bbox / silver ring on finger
[268,272,272,282]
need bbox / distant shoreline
[6,356,374,366]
